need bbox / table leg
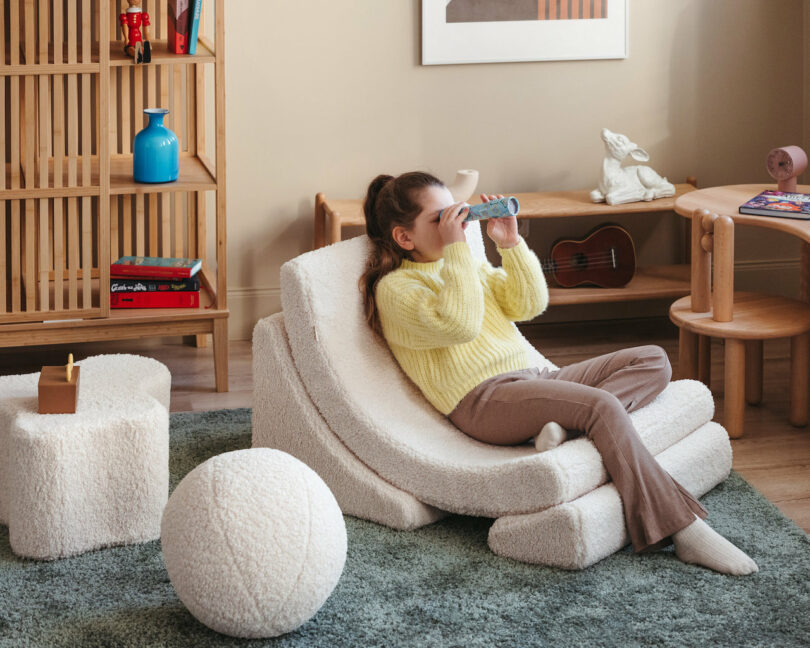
[724,338,746,439]
[802,242,810,303]
[790,332,809,427]
[744,339,763,405]
[678,328,699,380]
[213,318,229,393]
[698,334,711,387]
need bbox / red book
[111,291,200,308]
[168,0,190,54]
[110,256,202,279]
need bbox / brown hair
[358,171,444,337]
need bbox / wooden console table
[315,180,697,306]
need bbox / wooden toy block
[38,356,80,414]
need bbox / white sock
[534,422,566,453]
[672,516,759,575]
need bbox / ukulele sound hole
[572,252,588,270]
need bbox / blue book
[188,0,203,55]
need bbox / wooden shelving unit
[0,0,229,392]
[315,182,697,308]
[513,183,697,306]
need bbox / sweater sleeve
[376,242,484,350]
[482,237,549,322]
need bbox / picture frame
[422,0,629,65]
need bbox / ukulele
[538,224,636,288]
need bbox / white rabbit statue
[590,128,675,206]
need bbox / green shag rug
[1,408,809,648]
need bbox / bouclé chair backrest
[279,220,558,516]
[464,218,488,262]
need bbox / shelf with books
[2,0,228,392]
[108,38,215,66]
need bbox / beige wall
[223,0,805,339]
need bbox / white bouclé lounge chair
[252,221,732,569]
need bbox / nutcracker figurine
[120,0,152,64]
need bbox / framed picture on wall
[422,0,628,65]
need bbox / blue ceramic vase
[133,108,179,183]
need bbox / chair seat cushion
[280,233,716,516]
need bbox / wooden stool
[670,208,810,438]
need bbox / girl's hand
[482,193,520,248]
[438,201,470,247]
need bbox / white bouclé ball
[160,448,347,638]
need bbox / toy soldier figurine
[121,0,152,64]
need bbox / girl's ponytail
[358,171,443,337]
[363,174,394,240]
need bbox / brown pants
[448,345,708,553]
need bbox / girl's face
[394,185,466,263]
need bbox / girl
[359,171,758,575]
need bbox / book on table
[110,256,202,278]
[738,190,810,220]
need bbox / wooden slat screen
[2,0,103,320]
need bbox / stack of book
[110,256,202,308]
[168,0,203,55]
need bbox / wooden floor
[1,318,808,534]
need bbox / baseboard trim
[227,286,281,341]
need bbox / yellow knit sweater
[375,238,549,415]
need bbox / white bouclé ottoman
[0,354,170,560]
[160,448,347,639]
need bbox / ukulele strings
[540,251,630,272]
[541,256,623,270]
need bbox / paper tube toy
[441,196,520,222]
